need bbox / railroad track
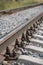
[17,16,43,65]
[0,5,43,65]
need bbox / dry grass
[0,0,43,10]
[35,0,43,3]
